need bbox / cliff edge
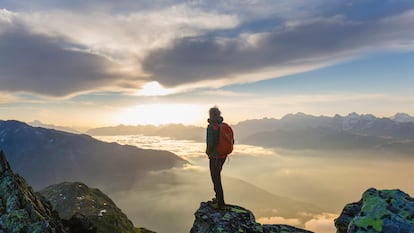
[190,201,312,233]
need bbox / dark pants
[209,157,226,205]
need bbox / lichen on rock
[335,187,414,233]
[190,202,313,233]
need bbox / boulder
[190,201,313,233]
[335,188,414,233]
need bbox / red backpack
[216,123,234,156]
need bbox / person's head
[209,106,221,119]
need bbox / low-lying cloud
[85,135,414,233]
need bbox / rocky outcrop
[0,150,156,233]
[40,182,140,233]
[335,188,414,233]
[190,202,312,233]
[0,150,66,233]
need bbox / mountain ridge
[238,112,414,152]
[0,120,188,190]
[83,112,414,153]
[84,112,414,139]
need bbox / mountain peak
[392,113,414,123]
[190,201,313,233]
[40,181,141,233]
[281,112,313,120]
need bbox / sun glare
[136,81,173,96]
[117,104,206,126]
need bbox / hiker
[206,106,233,210]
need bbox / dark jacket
[206,115,223,157]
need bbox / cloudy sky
[1,0,414,128]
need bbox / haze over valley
[2,112,414,232]
[92,113,414,232]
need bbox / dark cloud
[0,26,123,97]
[0,0,182,13]
[2,1,414,95]
[142,11,414,87]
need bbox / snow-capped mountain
[236,112,414,152]
[391,113,414,123]
[341,112,376,131]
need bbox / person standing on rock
[206,106,234,210]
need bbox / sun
[136,81,173,96]
[116,103,207,126]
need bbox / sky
[1,0,414,128]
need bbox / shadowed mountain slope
[0,120,187,190]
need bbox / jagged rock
[62,213,97,233]
[190,202,313,233]
[40,182,139,233]
[335,188,414,233]
[0,150,66,233]
[0,148,156,233]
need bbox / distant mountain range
[0,120,187,190]
[29,120,80,134]
[87,123,205,141]
[236,112,414,152]
[1,112,413,187]
[85,113,414,153]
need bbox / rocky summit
[40,182,153,233]
[335,188,414,233]
[0,150,65,233]
[190,201,312,233]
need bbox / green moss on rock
[190,202,313,233]
[335,188,414,233]
[0,150,66,233]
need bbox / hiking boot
[209,202,227,210]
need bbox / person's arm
[206,125,216,156]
